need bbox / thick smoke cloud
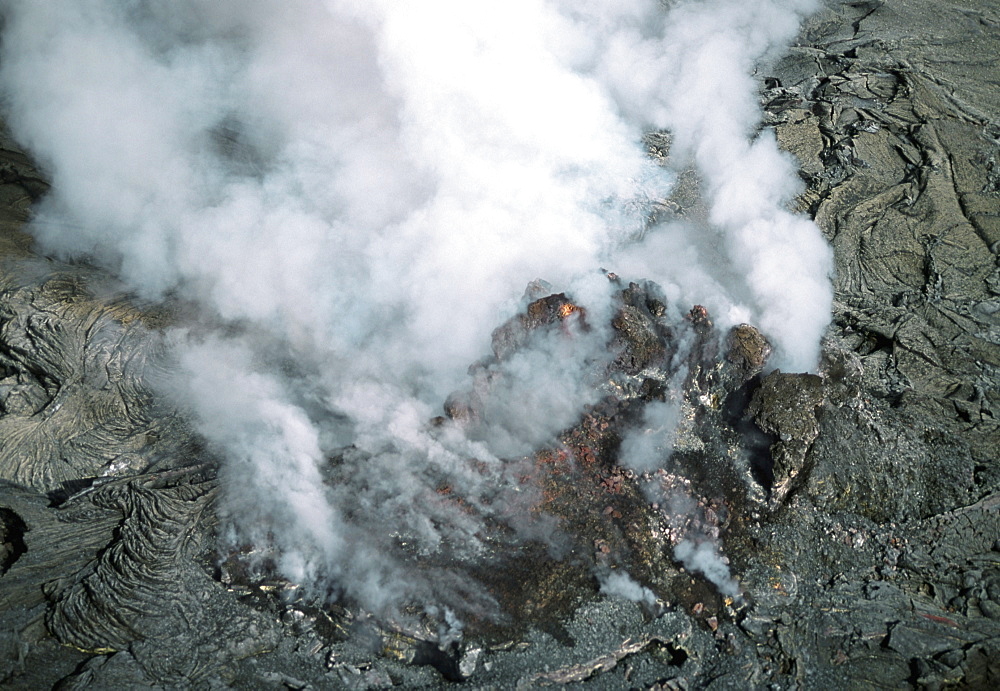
[0,0,831,611]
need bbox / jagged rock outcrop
[748,371,823,507]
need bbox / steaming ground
[0,0,832,615]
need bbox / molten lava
[558,303,578,318]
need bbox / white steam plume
[0,0,830,614]
[570,0,834,369]
[675,539,741,598]
[599,570,658,607]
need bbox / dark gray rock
[748,371,824,507]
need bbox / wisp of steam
[0,0,831,613]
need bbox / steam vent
[2,0,1000,688]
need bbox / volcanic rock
[2,0,1000,688]
[748,371,824,507]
